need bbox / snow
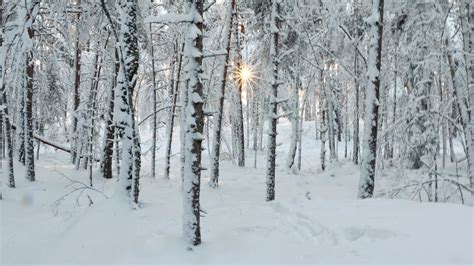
[1,121,473,264]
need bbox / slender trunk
[149,23,157,178]
[286,74,299,170]
[71,0,82,164]
[17,88,25,164]
[25,8,36,182]
[297,111,303,171]
[266,0,281,201]
[447,39,472,180]
[344,85,348,158]
[390,32,399,159]
[320,70,327,171]
[0,76,14,188]
[87,38,105,186]
[210,0,235,187]
[253,89,259,168]
[100,48,118,179]
[327,91,336,161]
[165,42,184,180]
[465,1,474,194]
[234,5,245,167]
[353,49,360,164]
[358,0,384,199]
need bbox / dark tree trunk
[210,0,235,188]
[1,88,15,188]
[234,4,245,167]
[101,47,119,179]
[164,41,183,179]
[17,88,25,165]
[71,0,82,164]
[25,14,35,182]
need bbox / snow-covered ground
[1,121,473,264]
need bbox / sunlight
[236,64,256,86]
[240,66,252,83]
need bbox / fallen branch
[11,123,71,153]
[51,170,108,216]
[34,134,71,153]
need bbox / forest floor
[1,121,473,265]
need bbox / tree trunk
[447,38,472,186]
[102,0,140,205]
[234,3,245,167]
[71,0,82,164]
[353,43,360,164]
[100,48,118,179]
[390,30,399,159]
[465,1,474,194]
[1,92,14,188]
[210,0,235,188]
[25,4,36,182]
[320,69,327,171]
[266,0,281,202]
[17,88,25,165]
[149,23,158,178]
[286,73,299,170]
[164,41,183,180]
[358,0,384,199]
[182,0,204,246]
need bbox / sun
[236,64,255,85]
[240,66,252,82]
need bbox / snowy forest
[0,0,473,264]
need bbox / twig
[51,170,108,216]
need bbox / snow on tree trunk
[0,88,15,188]
[182,0,204,246]
[106,0,141,205]
[17,88,25,165]
[209,0,235,188]
[24,0,37,182]
[358,0,384,199]
[353,53,360,164]
[233,3,245,167]
[100,57,116,179]
[467,1,474,194]
[149,22,158,178]
[320,69,327,172]
[327,89,337,162]
[164,41,182,180]
[286,72,299,170]
[71,0,82,165]
[0,0,14,188]
[266,0,281,202]
[446,37,472,191]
